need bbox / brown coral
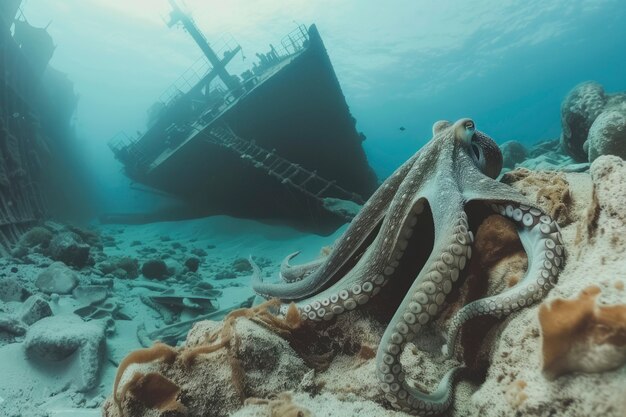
[501,168,573,225]
[111,299,303,416]
[180,299,303,401]
[539,286,626,379]
[472,215,524,270]
[113,342,179,416]
[121,372,187,415]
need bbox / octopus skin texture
[250,118,565,415]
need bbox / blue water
[20,0,626,208]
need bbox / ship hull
[129,26,377,234]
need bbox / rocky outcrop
[587,104,626,162]
[560,81,626,162]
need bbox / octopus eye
[464,121,475,130]
[468,131,503,179]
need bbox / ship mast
[167,0,239,90]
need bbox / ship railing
[278,24,309,56]
[158,55,213,106]
[108,131,150,170]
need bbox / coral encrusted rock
[560,81,626,162]
[560,81,607,161]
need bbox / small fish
[399,126,406,132]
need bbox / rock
[322,197,362,220]
[141,259,168,280]
[104,317,309,417]
[0,313,27,335]
[10,245,29,259]
[23,314,106,391]
[461,156,626,417]
[191,248,207,257]
[587,104,626,162]
[48,232,91,268]
[97,256,139,279]
[232,258,252,273]
[499,140,527,169]
[18,226,53,248]
[0,277,29,302]
[165,259,184,278]
[19,295,52,325]
[35,261,79,294]
[560,81,626,163]
[184,256,201,272]
[560,81,607,161]
[72,286,108,305]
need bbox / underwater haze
[21,0,626,194]
[2,0,626,416]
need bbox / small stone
[72,286,108,305]
[0,277,29,302]
[185,256,201,272]
[19,295,52,325]
[191,248,208,257]
[141,259,169,280]
[232,258,252,273]
[35,262,79,294]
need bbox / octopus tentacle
[286,198,430,322]
[252,152,422,300]
[444,201,564,358]
[279,252,327,283]
[376,210,472,414]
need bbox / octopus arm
[279,252,327,283]
[252,153,422,301]
[444,200,565,358]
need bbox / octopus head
[434,118,504,179]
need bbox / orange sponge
[539,286,626,378]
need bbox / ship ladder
[194,124,365,206]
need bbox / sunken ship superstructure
[0,1,88,254]
[110,1,378,233]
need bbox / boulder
[500,140,527,169]
[35,261,79,294]
[23,314,106,391]
[560,81,607,161]
[48,232,91,268]
[587,103,626,162]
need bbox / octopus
[250,118,564,415]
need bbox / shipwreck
[109,1,378,234]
